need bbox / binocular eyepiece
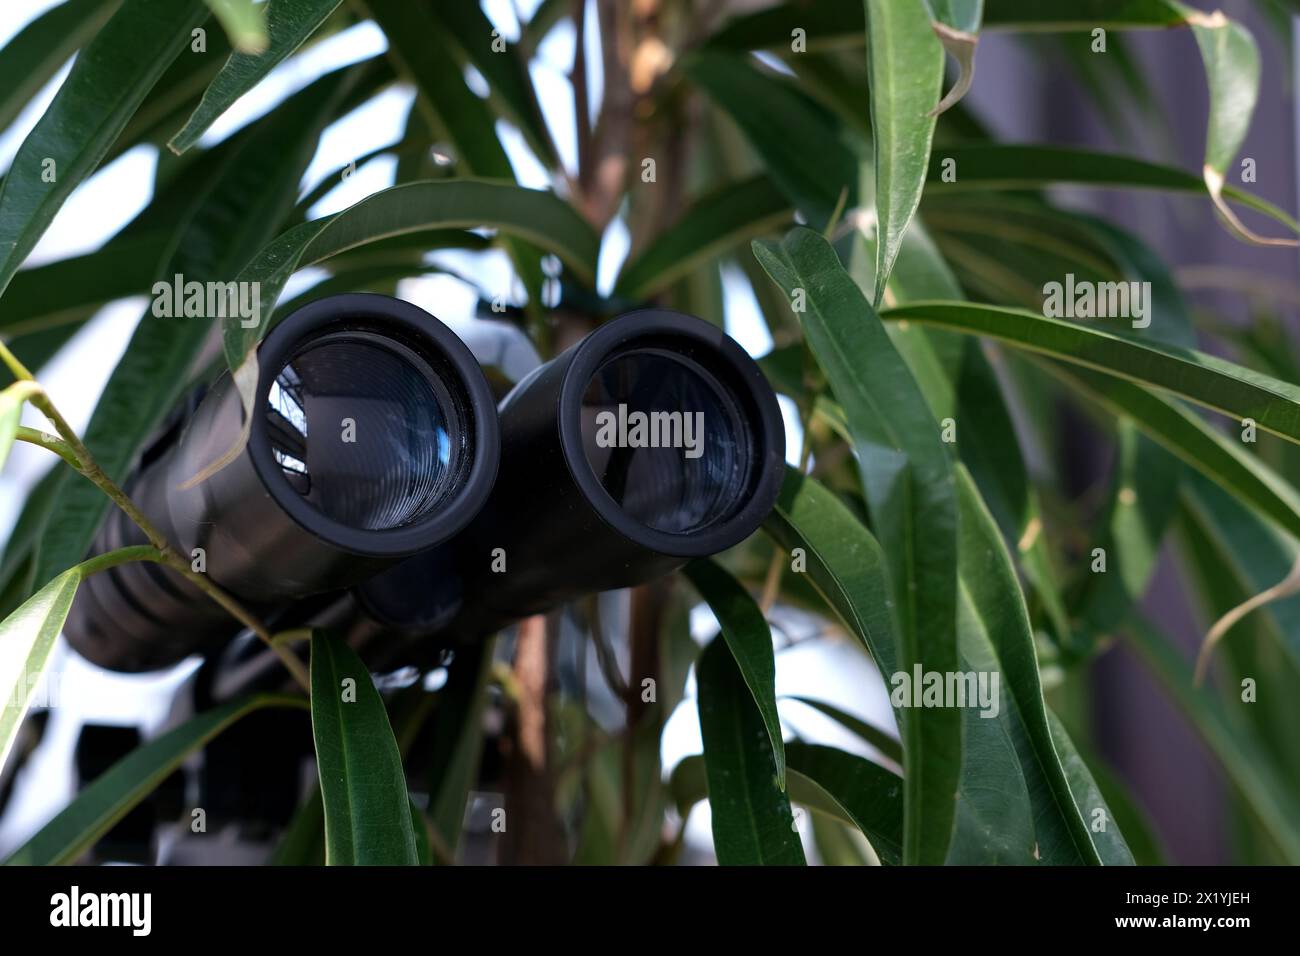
[63,296,785,674]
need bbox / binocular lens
[64,293,501,673]
[267,332,466,531]
[580,348,750,534]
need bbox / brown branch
[500,614,566,863]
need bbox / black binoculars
[64,293,785,674]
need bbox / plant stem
[1,339,309,693]
[75,545,164,577]
[164,555,311,690]
[14,426,81,470]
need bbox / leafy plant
[1,0,1297,866]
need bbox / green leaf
[696,637,805,865]
[753,227,960,865]
[953,467,1103,864]
[310,630,419,866]
[0,0,209,300]
[881,301,1300,448]
[5,693,306,864]
[762,468,900,674]
[430,1,558,168]
[1123,614,1300,864]
[0,546,163,777]
[224,180,599,372]
[925,144,1299,237]
[1182,5,1290,246]
[1046,711,1136,865]
[684,51,858,230]
[0,0,118,135]
[615,176,792,301]
[856,212,1072,647]
[203,0,269,53]
[357,0,544,308]
[361,0,512,180]
[0,467,61,619]
[0,232,169,341]
[982,0,1187,29]
[864,0,944,302]
[784,696,902,764]
[0,382,30,474]
[684,559,784,788]
[31,64,355,592]
[784,742,903,865]
[672,742,903,865]
[169,0,344,153]
[0,569,78,774]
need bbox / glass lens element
[581,348,749,534]
[266,334,461,530]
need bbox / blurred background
[0,0,1296,864]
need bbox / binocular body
[63,295,784,674]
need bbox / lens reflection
[266,334,460,530]
[581,348,748,534]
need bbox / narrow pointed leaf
[0,569,79,774]
[696,637,805,865]
[1046,711,1136,865]
[310,630,418,866]
[864,0,944,302]
[785,696,902,764]
[0,0,209,298]
[0,545,162,778]
[431,1,558,167]
[361,0,512,180]
[784,742,904,865]
[0,0,117,135]
[926,144,1299,237]
[882,301,1300,449]
[685,559,784,787]
[0,383,29,474]
[762,468,900,674]
[754,227,960,865]
[954,468,1104,865]
[169,0,345,153]
[684,51,858,230]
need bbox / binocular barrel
[353,309,786,666]
[64,294,500,672]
